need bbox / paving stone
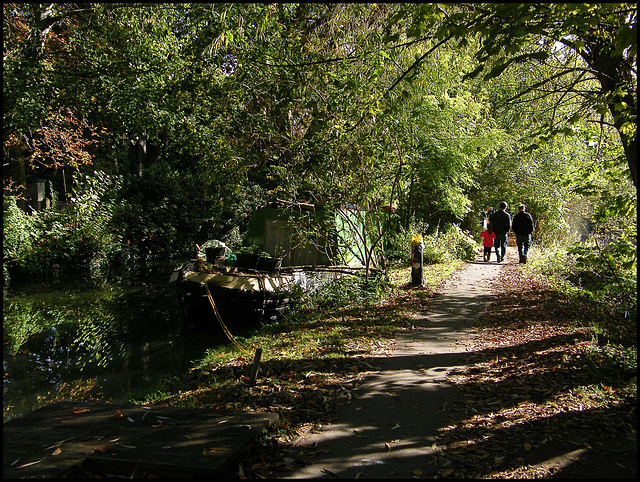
[3,401,278,479]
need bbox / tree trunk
[621,135,637,187]
[584,42,637,186]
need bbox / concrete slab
[3,400,278,479]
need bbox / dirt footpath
[285,250,515,478]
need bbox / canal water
[3,265,237,423]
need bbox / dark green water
[3,268,231,422]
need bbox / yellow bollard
[410,234,424,287]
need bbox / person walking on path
[512,203,534,263]
[490,201,511,262]
[482,206,494,230]
[480,224,496,262]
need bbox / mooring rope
[256,275,267,323]
[204,281,252,356]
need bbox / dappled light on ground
[438,264,636,478]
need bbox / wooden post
[411,244,424,287]
[410,234,424,287]
[247,348,262,386]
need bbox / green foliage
[3,2,635,330]
[235,245,262,255]
[567,216,637,318]
[109,166,204,262]
[578,343,637,384]
[388,3,636,185]
[382,224,413,265]
[3,173,124,284]
[384,222,476,265]
[3,200,38,283]
[293,272,391,314]
[3,158,264,285]
[422,224,477,264]
[527,233,636,324]
[552,150,638,319]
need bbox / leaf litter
[213,263,635,479]
[436,264,636,479]
[76,262,634,479]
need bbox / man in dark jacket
[511,203,535,263]
[490,201,511,262]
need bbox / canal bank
[3,264,244,422]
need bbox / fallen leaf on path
[43,436,77,450]
[203,447,230,455]
[15,458,45,469]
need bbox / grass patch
[132,261,462,416]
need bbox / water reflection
[3,273,230,422]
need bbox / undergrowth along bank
[134,247,636,444]
[134,261,463,407]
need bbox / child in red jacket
[480,226,496,262]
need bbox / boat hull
[170,261,371,333]
[174,263,295,332]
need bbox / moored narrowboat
[172,260,296,331]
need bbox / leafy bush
[382,226,411,264]
[3,200,38,283]
[383,222,476,265]
[566,218,637,320]
[527,239,636,323]
[3,172,124,284]
[579,343,637,383]
[422,224,477,264]
[422,243,448,264]
[294,271,390,313]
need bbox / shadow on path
[281,248,636,479]
[282,253,509,478]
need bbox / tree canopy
[3,3,636,281]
